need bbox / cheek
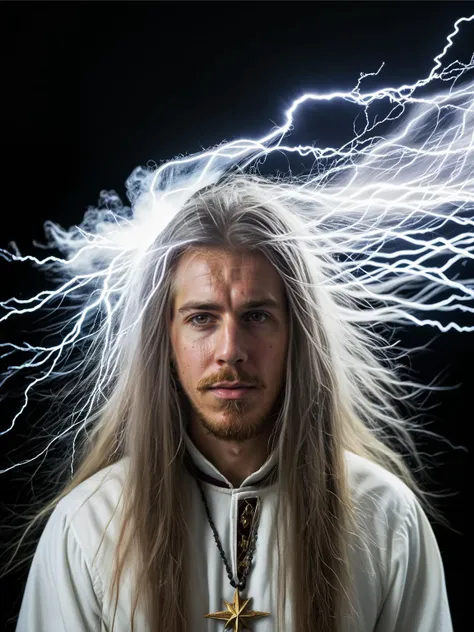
[260,337,287,377]
[177,341,212,382]
[196,339,213,365]
[263,337,285,359]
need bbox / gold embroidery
[240,502,254,528]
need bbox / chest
[101,484,383,632]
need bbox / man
[15,175,452,631]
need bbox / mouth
[210,381,255,389]
[210,384,255,389]
[208,385,257,400]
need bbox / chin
[198,411,267,442]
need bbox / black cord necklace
[195,477,271,631]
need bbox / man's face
[169,247,289,442]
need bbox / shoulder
[343,455,453,630]
[345,450,416,509]
[20,458,130,623]
[56,458,129,526]
[44,458,129,575]
[343,451,424,541]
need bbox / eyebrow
[177,298,281,315]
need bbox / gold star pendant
[205,588,270,631]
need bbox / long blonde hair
[2,173,451,631]
[4,62,473,630]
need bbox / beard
[172,365,283,443]
[196,402,268,442]
[193,394,282,442]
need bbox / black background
[0,1,471,630]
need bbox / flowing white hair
[1,39,473,475]
[1,19,473,632]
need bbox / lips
[210,382,255,390]
[209,385,256,400]
[210,385,255,389]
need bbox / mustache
[197,369,265,391]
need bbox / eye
[244,311,269,323]
[189,313,214,327]
[188,311,270,328]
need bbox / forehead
[172,248,284,300]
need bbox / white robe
[16,436,453,631]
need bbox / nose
[215,319,248,366]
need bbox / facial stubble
[195,397,269,442]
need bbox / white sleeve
[16,502,103,632]
[375,495,453,632]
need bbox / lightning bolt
[1,15,473,475]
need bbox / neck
[188,417,272,487]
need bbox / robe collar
[183,431,278,490]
